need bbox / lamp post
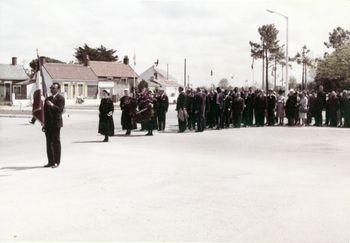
[266,9,289,92]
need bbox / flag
[32,52,49,125]
[133,50,136,66]
[154,59,159,67]
[32,70,44,125]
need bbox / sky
[1,0,350,88]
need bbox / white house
[139,65,180,103]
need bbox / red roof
[89,61,138,78]
[44,63,98,81]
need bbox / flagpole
[133,49,136,96]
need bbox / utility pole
[184,58,187,87]
[267,9,289,93]
[166,63,169,80]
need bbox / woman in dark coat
[285,89,297,126]
[98,89,115,142]
[120,89,137,135]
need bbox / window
[64,84,69,98]
[87,85,98,98]
[13,85,21,95]
[78,84,83,96]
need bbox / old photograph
[0,0,350,242]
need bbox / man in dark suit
[232,92,245,128]
[266,90,277,126]
[43,82,65,168]
[315,85,326,126]
[216,87,224,129]
[194,88,207,132]
[156,89,169,131]
[176,87,187,132]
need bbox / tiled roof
[44,63,98,81]
[89,61,138,78]
[0,64,29,80]
[154,67,177,82]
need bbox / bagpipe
[124,97,153,123]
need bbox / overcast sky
[1,0,350,87]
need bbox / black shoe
[43,163,52,168]
[51,163,59,168]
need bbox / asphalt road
[0,108,349,242]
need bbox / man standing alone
[43,82,65,168]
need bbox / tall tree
[249,41,264,89]
[324,27,350,50]
[269,45,285,89]
[74,44,118,63]
[250,24,280,92]
[218,78,230,89]
[291,45,314,90]
[315,43,350,91]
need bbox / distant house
[88,56,138,100]
[0,57,30,103]
[41,62,99,99]
[35,56,138,101]
[139,65,180,103]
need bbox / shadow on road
[72,140,104,143]
[1,166,45,171]
[113,134,149,137]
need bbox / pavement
[0,108,350,242]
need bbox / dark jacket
[44,93,65,128]
[285,95,297,118]
[176,92,186,111]
[120,96,137,130]
[157,94,169,115]
[316,91,326,111]
[194,92,206,115]
[98,98,115,136]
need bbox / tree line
[249,24,350,92]
[29,44,118,74]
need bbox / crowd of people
[37,83,350,167]
[98,85,350,141]
[175,85,350,132]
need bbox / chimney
[11,57,17,65]
[84,54,90,66]
[123,55,129,65]
[39,56,46,66]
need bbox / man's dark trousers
[45,127,61,165]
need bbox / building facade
[42,62,99,99]
[139,65,180,103]
[88,57,138,100]
[0,57,29,104]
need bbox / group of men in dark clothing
[175,85,350,133]
[119,88,169,136]
[116,84,350,137]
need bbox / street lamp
[266,9,289,92]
